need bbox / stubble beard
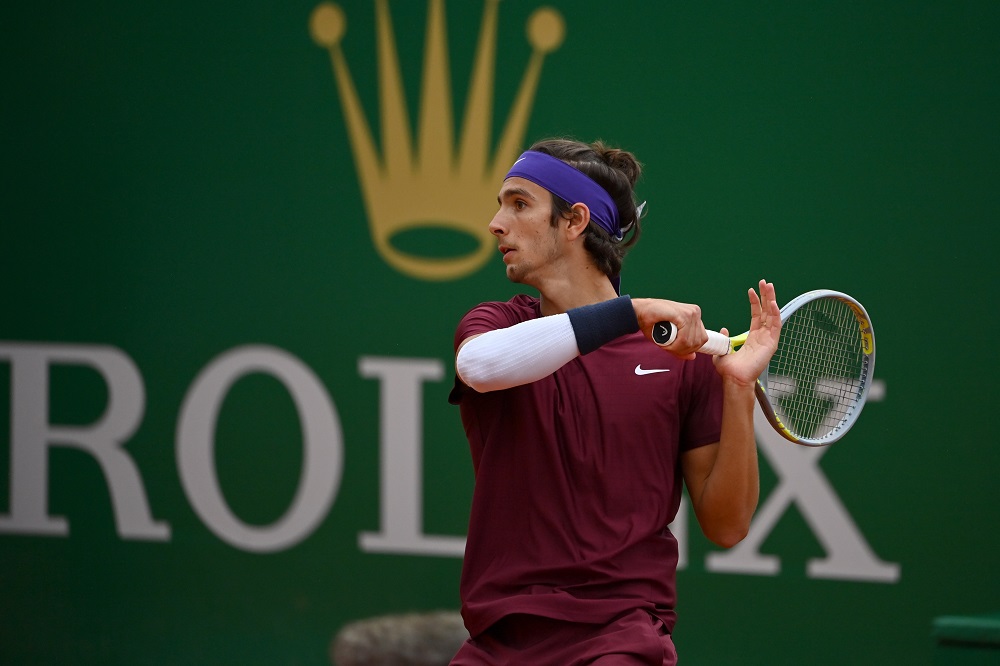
[503,225,562,287]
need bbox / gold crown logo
[310,0,564,281]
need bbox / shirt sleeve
[453,301,525,351]
[679,354,725,451]
[449,300,530,404]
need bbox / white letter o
[177,345,342,553]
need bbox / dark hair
[528,138,644,279]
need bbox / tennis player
[448,138,781,664]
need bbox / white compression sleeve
[456,314,580,393]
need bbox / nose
[488,212,506,237]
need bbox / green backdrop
[2,1,998,664]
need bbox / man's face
[489,177,563,286]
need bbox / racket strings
[767,298,866,441]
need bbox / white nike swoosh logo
[635,364,671,376]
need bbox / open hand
[713,279,781,386]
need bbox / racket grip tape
[700,331,733,356]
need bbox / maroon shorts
[450,609,677,665]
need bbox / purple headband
[505,151,622,240]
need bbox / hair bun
[594,145,642,187]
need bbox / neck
[536,264,619,316]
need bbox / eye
[514,199,527,210]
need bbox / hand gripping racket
[652,290,875,447]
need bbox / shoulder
[466,294,539,318]
[453,295,540,348]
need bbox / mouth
[499,245,515,259]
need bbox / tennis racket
[652,290,875,447]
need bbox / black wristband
[566,295,640,355]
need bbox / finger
[760,279,775,302]
[760,279,773,303]
[763,281,780,318]
[748,285,763,320]
[657,345,697,362]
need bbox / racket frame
[654,289,876,446]
[756,290,875,446]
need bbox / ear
[565,202,591,240]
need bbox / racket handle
[653,323,733,356]
[700,330,733,356]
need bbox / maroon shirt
[450,295,723,637]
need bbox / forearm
[684,279,778,547]
[456,314,579,392]
[691,379,760,547]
